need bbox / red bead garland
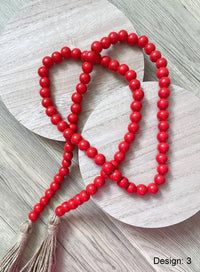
[28,30,170,221]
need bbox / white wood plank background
[0,0,200,271]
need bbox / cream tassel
[0,220,33,272]
[20,214,61,272]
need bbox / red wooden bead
[64,142,74,152]
[86,147,97,158]
[39,77,50,87]
[150,50,161,62]
[125,70,137,81]
[148,183,159,194]
[91,41,102,53]
[130,111,142,123]
[100,37,111,49]
[54,173,64,184]
[74,194,83,206]
[69,123,78,132]
[110,160,119,169]
[137,184,147,196]
[159,77,171,87]
[61,46,71,59]
[129,79,140,90]
[71,48,81,60]
[157,142,169,153]
[101,56,111,67]
[118,30,128,42]
[131,101,143,111]
[156,58,167,68]
[157,164,168,175]
[62,159,71,168]
[68,113,79,123]
[94,176,105,188]
[118,141,130,153]
[157,131,168,142]
[110,169,122,182]
[132,89,144,101]
[109,60,119,71]
[124,132,135,143]
[34,203,44,214]
[63,151,73,161]
[114,151,125,163]
[38,66,49,77]
[78,140,90,151]
[159,87,170,98]
[127,33,138,45]
[138,35,148,48]
[85,51,97,64]
[76,83,87,94]
[63,128,74,140]
[72,92,83,103]
[29,211,39,221]
[154,174,165,185]
[39,87,51,97]
[71,133,82,145]
[156,153,168,164]
[157,67,169,78]
[42,56,53,68]
[144,43,155,54]
[108,31,119,44]
[94,154,106,165]
[55,206,65,216]
[41,97,53,108]
[68,199,78,210]
[118,64,129,76]
[102,162,114,174]
[57,121,68,132]
[50,181,60,191]
[157,110,169,120]
[59,166,69,176]
[128,122,139,133]
[86,183,98,195]
[126,182,137,193]
[82,62,93,73]
[79,73,91,84]
[62,202,70,213]
[71,103,82,114]
[117,177,129,189]
[45,188,55,198]
[51,51,62,64]
[51,114,62,125]
[40,196,50,206]
[157,98,169,110]
[80,190,90,202]
[158,120,169,131]
[46,106,57,117]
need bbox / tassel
[0,220,33,272]
[20,214,61,272]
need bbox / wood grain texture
[79,82,200,228]
[0,0,144,141]
[0,0,200,271]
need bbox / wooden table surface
[0,0,200,271]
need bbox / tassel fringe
[0,220,33,272]
[20,214,61,272]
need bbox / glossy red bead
[130,111,142,123]
[157,131,168,142]
[51,51,62,64]
[64,142,74,152]
[114,151,125,163]
[132,89,144,101]
[91,41,102,53]
[138,35,148,48]
[80,190,90,202]
[154,174,165,185]
[159,77,171,87]
[108,32,119,44]
[62,202,70,213]
[86,147,97,158]
[159,87,170,98]
[117,177,129,189]
[72,92,83,103]
[158,120,169,131]
[110,169,122,182]
[137,184,147,196]
[125,70,137,81]
[34,203,44,214]
[39,87,51,97]
[68,113,79,123]
[150,50,161,62]
[110,160,119,169]
[63,128,74,140]
[131,101,143,111]
[124,132,135,143]
[68,199,78,210]
[118,30,128,42]
[94,154,106,165]
[127,33,138,45]
[71,103,82,114]
[61,46,71,59]
[51,114,62,125]
[71,133,82,145]
[94,176,105,188]
[41,97,53,107]
[144,43,155,54]
[63,151,73,161]
[126,182,137,193]
[109,60,119,71]
[118,141,130,153]
[40,196,50,206]
[29,211,39,221]
[102,162,114,174]
[74,194,83,206]
[148,183,159,194]
[82,62,93,73]
[157,67,169,78]
[76,83,87,94]
[46,106,57,117]
[156,58,167,68]
[129,79,140,90]
[59,166,69,176]
[81,51,89,61]
[54,173,64,184]
[69,123,78,132]
[50,182,60,192]
[157,98,169,110]
[45,188,55,199]
[79,73,91,84]
[71,48,81,60]
[85,50,97,64]
[118,64,129,76]
[100,37,111,49]
[156,153,168,164]
[101,56,111,67]
[86,183,98,195]
[157,164,168,175]
[39,77,50,87]
[100,170,109,179]
[57,121,68,132]
[55,206,65,216]
[157,110,169,120]
[38,66,49,77]
[62,159,71,168]
[78,140,90,151]
[128,122,139,133]
[42,56,53,68]
[157,142,169,153]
